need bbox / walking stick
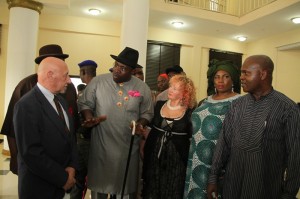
[121,121,136,199]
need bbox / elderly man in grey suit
[13,57,77,199]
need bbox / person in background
[152,73,169,102]
[70,60,98,199]
[78,47,154,199]
[142,74,197,199]
[141,72,169,157]
[13,57,77,199]
[157,73,169,94]
[166,65,185,78]
[78,60,97,84]
[132,64,144,81]
[156,65,184,102]
[184,60,241,199]
[207,55,300,199]
[0,44,79,175]
[77,84,86,98]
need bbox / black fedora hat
[35,44,69,64]
[110,47,139,69]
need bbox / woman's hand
[207,183,218,199]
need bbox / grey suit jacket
[13,85,77,199]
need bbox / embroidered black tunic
[209,90,300,199]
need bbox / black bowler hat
[110,47,139,69]
[35,44,69,64]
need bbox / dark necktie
[53,95,70,133]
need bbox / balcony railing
[165,0,277,17]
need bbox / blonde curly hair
[169,74,197,109]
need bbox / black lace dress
[143,100,193,199]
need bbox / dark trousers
[70,136,90,199]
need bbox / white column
[3,1,43,153]
[121,0,149,68]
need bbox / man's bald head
[245,55,274,82]
[38,57,71,94]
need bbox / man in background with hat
[78,47,154,199]
[78,60,98,85]
[0,44,79,175]
[70,59,97,199]
[155,64,185,103]
[165,64,184,78]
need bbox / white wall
[246,28,300,102]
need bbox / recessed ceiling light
[236,36,247,42]
[88,8,101,16]
[171,21,184,28]
[291,17,300,24]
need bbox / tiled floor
[0,141,18,199]
[1,140,299,199]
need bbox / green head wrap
[207,59,241,95]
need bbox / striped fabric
[208,90,300,199]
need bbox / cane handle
[131,120,136,135]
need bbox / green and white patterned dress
[184,94,240,199]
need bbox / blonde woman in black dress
[142,74,197,199]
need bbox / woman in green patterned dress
[184,60,241,199]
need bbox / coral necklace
[166,100,182,111]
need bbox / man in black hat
[155,65,185,103]
[78,47,154,199]
[1,44,79,175]
[165,64,184,78]
[70,59,97,199]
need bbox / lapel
[33,86,72,140]
[56,94,75,134]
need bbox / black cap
[165,65,183,75]
[78,60,98,68]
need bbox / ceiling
[1,0,300,42]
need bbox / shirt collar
[37,82,55,101]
